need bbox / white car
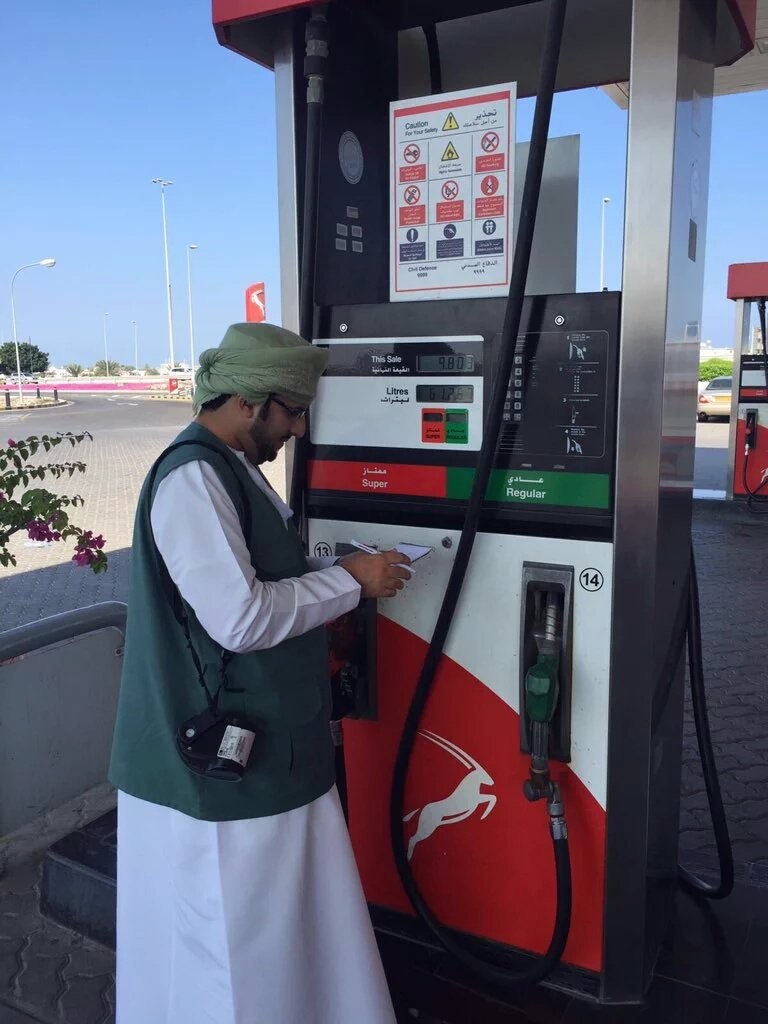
[697,376,732,421]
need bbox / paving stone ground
[0,399,765,1022]
[682,503,768,876]
[0,858,114,1024]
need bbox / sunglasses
[269,394,308,420]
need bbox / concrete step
[40,810,116,949]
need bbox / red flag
[245,283,266,323]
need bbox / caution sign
[390,82,516,301]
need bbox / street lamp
[599,196,611,291]
[10,258,56,407]
[152,178,176,368]
[103,313,110,377]
[132,320,138,373]
[186,244,199,371]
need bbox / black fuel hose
[290,7,352,814]
[678,545,734,899]
[422,23,443,94]
[648,546,733,899]
[742,455,768,513]
[389,0,572,990]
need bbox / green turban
[193,323,329,409]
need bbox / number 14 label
[579,568,604,592]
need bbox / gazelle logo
[403,730,496,861]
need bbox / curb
[0,400,70,414]
[143,394,193,403]
[693,496,768,525]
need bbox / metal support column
[274,18,302,496]
[604,0,716,1003]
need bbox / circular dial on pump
[339,131,364,185]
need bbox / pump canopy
[213,0,757,80]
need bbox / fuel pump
[213,0,752,1006]
[726,263,768,512]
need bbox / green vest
[108,422,336,820]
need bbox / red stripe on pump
[308,460,447,498]
[343,617,606,972]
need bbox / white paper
[349,539,432,575]
[394,543,433,562]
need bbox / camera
[176,708,258,782]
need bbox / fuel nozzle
[523,593,562,803]
[527,593,561,725]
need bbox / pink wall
[4,380,173,394]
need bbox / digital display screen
[416,385,474,403]
[416,354,476,373]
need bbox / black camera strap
[146,440,253,713]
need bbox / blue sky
[2,0,767,368]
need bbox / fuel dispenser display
[213,0,749,1007]
[308,293,619,526]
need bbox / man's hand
[339,550,412,599]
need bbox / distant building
[698,341,733,363]
[159,361,192,377]
[752,326,764,355]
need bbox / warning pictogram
[441,141,460,162]
[404,185,421,205]
[403,143,421,164]
[442,112,459,131]
[481,131,500,152]
[481,175,500,196]
[441,180,459,201]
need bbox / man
[110,323,410,1023]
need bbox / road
[694,419,730,491]
[0,396,286,631]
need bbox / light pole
[103,313,111,377]
[186,244,199,371]
[152,178,175,368]
[599,196,611,291]
[10,258,56,406]
[132,320,138,372]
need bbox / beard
[247,418,290,464]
